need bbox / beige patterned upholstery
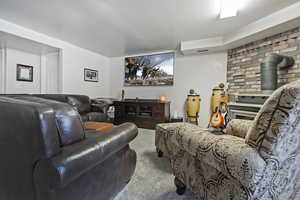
[155,80,300,200]
[246,80,300,159]
[156,123,265,200]
[226,119,253,138]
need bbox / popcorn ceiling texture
[227,27,300,94]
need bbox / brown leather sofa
[3,94,110,122]
[0,96,138,200]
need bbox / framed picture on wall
[16,64,33,82]
[124,52,174,86]
[84,68,99,82]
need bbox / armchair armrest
[226,119,253,138]
[34,123,138,189]
[170,129,265,188]
[196,134,265,188]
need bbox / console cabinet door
[113,101,170,129]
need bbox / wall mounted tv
[124,52,174,86]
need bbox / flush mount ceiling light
[219,0,238,19]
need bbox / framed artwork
[16,64,33,82]
[84,68,99,82]
[124,52,174,86]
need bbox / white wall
[44,52,59,94]
[62,46,110,98]
[0,48,62,94]
[0,18,227,117]
[5,48,41,93]
[109,52,227,127]
[0,19,111,98]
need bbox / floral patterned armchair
[155,80,300,200]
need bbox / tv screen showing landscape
[124,52,174,86]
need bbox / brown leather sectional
[2,94,111,122]
[0,95,138,200]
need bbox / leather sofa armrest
[91,103,108,113]
[226,119,253,138]
[34,122,138,189]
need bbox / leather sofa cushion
[0,97,62,199]
[33,94,92,114]
[11,96,86,146]
[33,94,68,103]
[55,106,85,146]
[81,112,108,122]
[67,96,91,114]
[0,97,61,158]
[80,114,89,122]
[34,123,138,188]
[3,94,108,123]
[91,103,107,113]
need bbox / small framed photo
[16,64,33,82]
[84,68,99,82]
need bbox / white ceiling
[0,0,299,57]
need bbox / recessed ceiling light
[219,0,238,19]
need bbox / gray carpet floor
[115,129,198,200]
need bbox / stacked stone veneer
[227,27,300,94]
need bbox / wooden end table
[84,122,114,131]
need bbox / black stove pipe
[260,53,295,93]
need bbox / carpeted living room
[1,1,300,200]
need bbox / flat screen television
[124,52,174,86]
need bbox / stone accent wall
[227,27,300,94]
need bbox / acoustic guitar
[210,104,225,128]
